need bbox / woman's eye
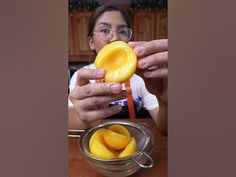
[120,30,127,35]
[100,29,110,35]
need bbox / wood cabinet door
[155,9,168,39]
[133,10,156,41]
[69,11,94,61]
[68,13,74,56]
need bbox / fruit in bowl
[94,41,137,83]
[78,120,155,177]
[89,124,137,160]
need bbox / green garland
[69,0,99,11]
[69,0,167,12]
[129,0,167,12]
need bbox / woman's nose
[109,31,120,42]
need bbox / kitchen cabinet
[132,9,167,41]
[133,10,156,41]
[155,9,168,39]
[69,12,74,56]
[69,9,167,62]
[69,11,94,62]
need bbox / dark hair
[87,5,131,37]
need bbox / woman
[68,5,168,134]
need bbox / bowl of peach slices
[78,120,155,177]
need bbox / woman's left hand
[129,39,168,103]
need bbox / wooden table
[68,119,167,177]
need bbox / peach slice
[89,128,107,149]
[103,129,131,150]
[88,125,138,160]
[118,137,137,158]
[89,138,117,160]
[89,129,117,159]
[94,41,137,83]
[108,124,131,138]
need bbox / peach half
[94,41,137,83]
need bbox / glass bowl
[78,120,155,177]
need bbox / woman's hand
[129,39,168,103]
[69,68,125,128]
[129,39,168,78]
[129,39,168,133]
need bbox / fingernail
[128,41,135,47]
[96,69,105,77]
[134,46,145,55]
[113,105,122,112]
[110,83,121,94]
[138,60,146,68]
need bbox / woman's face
[88,11,129,53]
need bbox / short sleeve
[68,71,78,107]
[130,75,159,111]
[69,70,78,93]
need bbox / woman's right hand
[69,68,125,128]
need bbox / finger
[138,51,168,69]
[76,68,106,86]
[70,82,122,100]
[80,105,122,124]
[128,41,146,48]
[78,93,126,110]
[143,68,168,79]
[133,39,168,57]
